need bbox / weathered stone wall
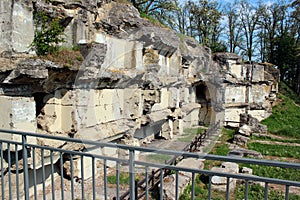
[0,0,34,53]
[214,53,278,127]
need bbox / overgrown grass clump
[261,93,300,138]
[42,47,83,69]
[107,172,130,185]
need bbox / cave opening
[195,82,211,125]
[33,92,47,117]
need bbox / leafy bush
[31,11,65,56]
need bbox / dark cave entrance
[33,92,47,117]
[195,82,211,125]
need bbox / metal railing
[0,128,300,200]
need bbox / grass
[179,175,225,200]
[261,85,300,139]
[247,142,300,159]
[107,172,141,185]
[279,82,300,104]
[203,128,234,169]
[107,172,130,185]
[207,128,234,156]
[240,163,300,182]
[234,183,300,200]
[42,47,84,69]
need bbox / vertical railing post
[22,135,29,200]
[129,149,135,200]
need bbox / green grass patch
[203,128,234,169]
[261,93,300,138]
[107,172,130,185]
[240,163,300,182]
[261,82,300,138]
[248,142,300,159]
[279,82,300,104]
[208,128,233,156]
[234,183,300,200]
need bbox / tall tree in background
[257,2,288,62]
[238,0,260,61]
[224,2,243,54]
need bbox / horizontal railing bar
[134,160,300,187]
[1,129,300,170]
[0,140,300,169]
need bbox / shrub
[31,11,65,56]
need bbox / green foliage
[210,42,227,53]
[107,172,130,185]
[31,11,65,56]
[261,93,300,138]
[248,142,300,159]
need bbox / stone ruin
[0,0,279,197]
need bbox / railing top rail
[1,128,300,169]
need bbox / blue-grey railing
[0,128,300,200]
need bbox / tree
[31,11,65,56]
[238,0,260,61]
[224,2,243,54]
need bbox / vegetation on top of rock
[42,47,83,69]
[31,11,66,56]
